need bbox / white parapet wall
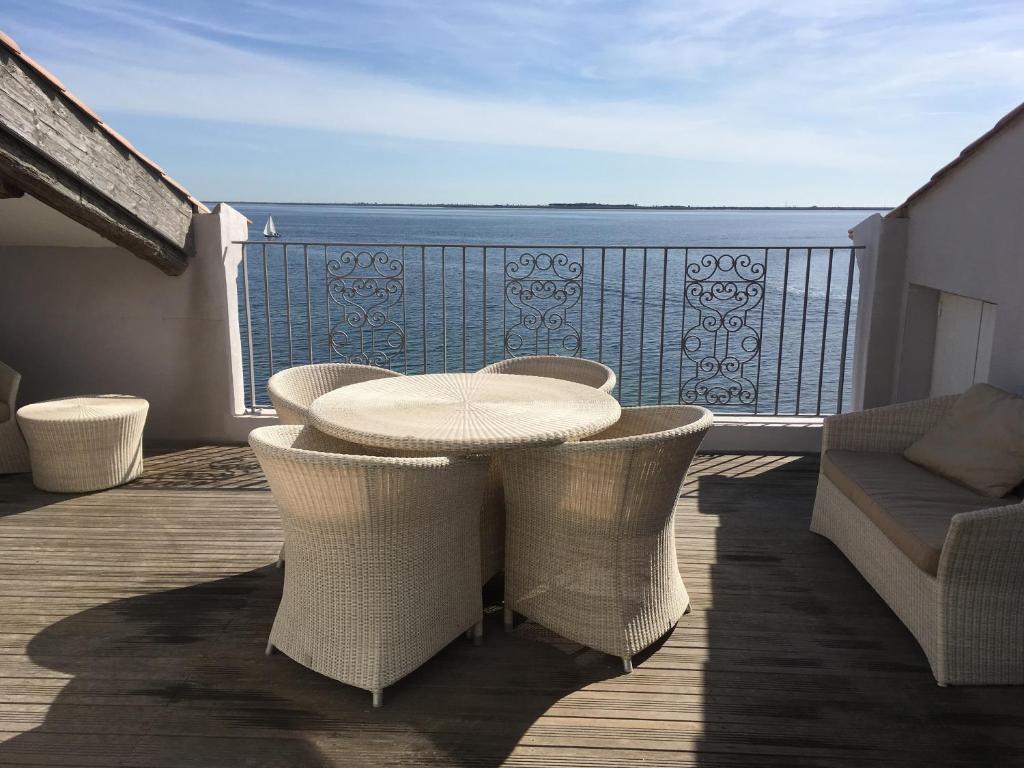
[700,416,823,454]
[0,199,275,444]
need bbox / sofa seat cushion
[0,402,9,422]
[822,450,1019,575]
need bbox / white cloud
[47,44,879,169]
[10,0,1024,178]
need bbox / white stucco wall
[900,120,1024,394]
[848,213,908,409]
[0,202,273,443]
[850,113,1024,405]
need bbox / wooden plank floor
[1,448,1022,767]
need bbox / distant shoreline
[220,201,890,212]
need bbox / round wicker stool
[17,396,149,492]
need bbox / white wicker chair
[500,405,713,672]
[0,362,30,475]
[267,363,403,425]
[476,356,617,584]
[266,362,406,566]
[479,355,616,393]
[811,396,1024,685]
[249,424,487,707]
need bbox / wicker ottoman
[17,396,149,492]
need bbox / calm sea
[229,204,883,414]
[231,203,875,246]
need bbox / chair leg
[503,607,514,632]
[265,640,275,656]
[622,656,633,673]
[372,689,384,708]
[472,620,483,646]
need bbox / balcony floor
[1,448,1022,767]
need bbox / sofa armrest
[939,503,1024,591]
[821,395,959,454]
[936,503,1024,684]
[0,361,19,411]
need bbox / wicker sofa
[0,362,30,475]
[811,395,1024,686]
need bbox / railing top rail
[234,240,864,250]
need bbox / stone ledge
[701,416,824,454]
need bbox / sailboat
[263,215,280,239]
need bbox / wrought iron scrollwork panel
[327,249,405,367]
[504,250,583,357]
[680,253,765,408]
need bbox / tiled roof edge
[0,30,210,214]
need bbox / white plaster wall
[849,115,1024,407]
[901,120,1024,394]
[0,203,273,443]
[848,213,908,409]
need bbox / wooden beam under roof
[0,130,191,274]
[0,176,23,198]
[0,39,201,275]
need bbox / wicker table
[309,372,621,455]
[17,395,148,493]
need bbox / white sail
[263,215,278,238]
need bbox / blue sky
[5,0,1024,205]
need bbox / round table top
[18,395,148,423]
[310,372,621,454]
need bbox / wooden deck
[1,448,1022,767]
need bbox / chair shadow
[694,455,1024,767]
[0,564,620,767]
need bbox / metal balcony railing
[235,242,862,416]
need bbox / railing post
[241,244,256,411]
[836,248,856,412]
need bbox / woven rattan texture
[812,395,1024,685]
[479,355,617,393]
[501,405,712,660]
[0,362,29,474]
[17,396,148,492]
[249,425,487,700]
[310,372,621,454]
[268,363,404,425]
[478,357,616,583]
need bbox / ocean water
[230,204,882,414]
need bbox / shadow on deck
[0,448,1021,767]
